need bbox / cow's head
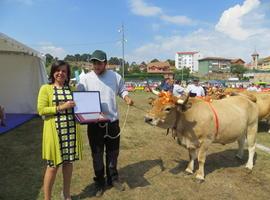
[145,90,189,128]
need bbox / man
[187,79,205,97]
[78,50,133,197]
[172,80,184,97]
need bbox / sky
[1,0,270,63]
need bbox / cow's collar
[205,101,219,136]
[196,96,213,102]
[192,96,219,135]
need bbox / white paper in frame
[73,91,101,114]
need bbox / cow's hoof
[194,178,205,184]
[183,170,193,176]
[244,167,253,174]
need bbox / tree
[45,54,56,73]
[108,57,121,65]
[81,53,90,62]
[140,61,147,66]
[173,67,190,80]
[125,62,129,74]
[130,61,137,66]
[45,53,54,64]
[167,59,175,66]
[230,64,247,79]
[150,59,159,63]
[139,61,147,72]
[64,55,75,61]
[132,65,141,73]
[118,61,129,76]
[74,54,81,61]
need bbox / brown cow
[231,91,270,132]
[145,91,258,182]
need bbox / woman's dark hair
[49,60,71,85]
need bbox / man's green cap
[90,50,107,62]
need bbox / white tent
[0,33,48,113]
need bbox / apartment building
[175,51,203,72]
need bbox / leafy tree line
[44,53,183,79]
[45,53,175,67]
[230,64,248,79]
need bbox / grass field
[1,92,270,200]
[257,122,270,147]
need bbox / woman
[37,60,82,200]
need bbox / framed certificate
[73,91,109,124]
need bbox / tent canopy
[0,33,48,114]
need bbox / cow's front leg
[196,143,209,182]
[185,148,196,174]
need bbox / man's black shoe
[95,186,105,197]
[112,180,125,191]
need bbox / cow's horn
[177,99,185,104]
[152,89,160,96]
[177,93,190,105]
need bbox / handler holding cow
[78,50,134,197]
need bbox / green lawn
[1,92,270,200]
[257,132,270,147]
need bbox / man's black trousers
[87,120,120,186]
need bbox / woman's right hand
[58,101,76,111]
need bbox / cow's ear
[148,97,155,105]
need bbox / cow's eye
[164,107,171,112]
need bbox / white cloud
[127,0,270,63]
[38,42,66,59]
[127,29,270,63]
[129,0,193,25]
[129,0,162,16]
[160,14,193,25]
[215,0,262,40]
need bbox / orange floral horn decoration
[158,91,177,104]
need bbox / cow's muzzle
[144,116,153,123]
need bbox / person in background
[37,60,83,200]
[247,83,259,92]
[159,78,173,92]
[256,84,262,92]
[78,50,134,197]
[187,79,205,97]
[173,80,185,97]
